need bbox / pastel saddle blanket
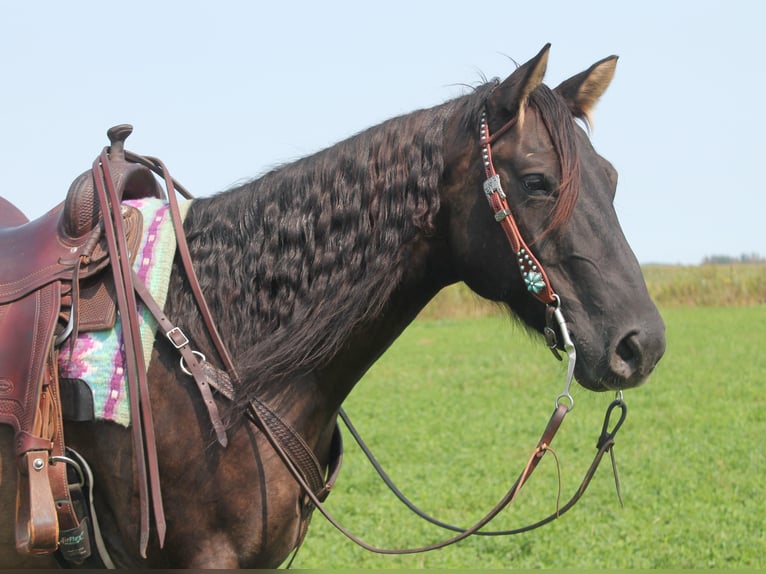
[58,197,191,425]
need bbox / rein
[106,107,627,557]
[339,398,627,538]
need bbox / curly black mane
[164,79,578,413]
[166,97,465,409]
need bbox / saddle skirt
[58,197,191,425]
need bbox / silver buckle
[166,327,189,349]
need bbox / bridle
[103,106,628,559]
[479,109,577,410]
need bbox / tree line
[702,253,764,264]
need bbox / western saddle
[0,125,169,563]
[1,125,344,566]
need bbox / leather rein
[101,106,629,557]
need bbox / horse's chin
[574,363,653,392]
[575,376,645,393]
[566,318,664,393]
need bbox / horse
[0,45,665,568]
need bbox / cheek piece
[479,110,576,410]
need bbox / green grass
[294,306,766,569]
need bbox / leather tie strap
[132,272,228,447]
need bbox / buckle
[165,327,189,349]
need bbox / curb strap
[545,305,564,360]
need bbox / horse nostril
[616,333,638,363]
[610,331,642,381]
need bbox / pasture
[293,266,765,568]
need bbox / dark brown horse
[1,45,665,568]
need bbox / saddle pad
[58,198,192,425]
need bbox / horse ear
[555,55,618,124]
[489,44,551,118]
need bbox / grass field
[293,267,765,568]
[417,263,766,319]
[643,263,766,307]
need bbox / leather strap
[339,399,625,541]
[91,150,165,555]
[480,112,557,306]
[124,151,240,383]
[132,271,227,446]
[255,404,573,554]
[16,451,58,554]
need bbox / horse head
[442,45,665,392]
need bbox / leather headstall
[479,111,557,306]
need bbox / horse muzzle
[572,319,666,391]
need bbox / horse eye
[522,174,549,196]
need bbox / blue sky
[0,1,762,264]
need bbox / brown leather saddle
[0,125,163,561]
[1,126,344,566]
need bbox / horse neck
[178,193,454,444]
[230,231,454,460]
[239,231,454,444]
[170,99,469,444]
[316,235,454,411]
